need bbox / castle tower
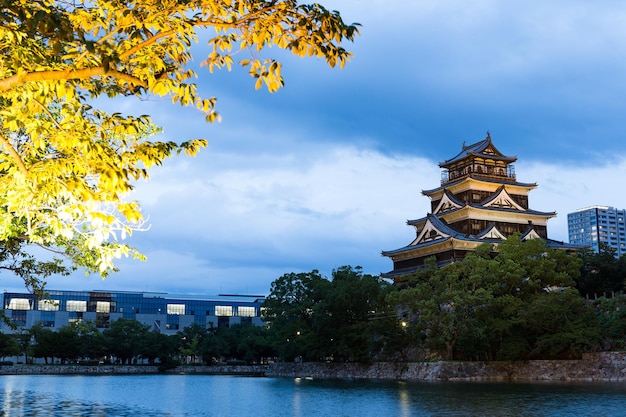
[382,133,571,281]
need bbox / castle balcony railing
[441,171,517,185]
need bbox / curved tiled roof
[439,134,517,167]
[422,175,537,195]
[407,204,556,225]
[383,213,502,257]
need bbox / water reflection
[0,390,170,416]
[397,382,411,417]
[0,375,624,417]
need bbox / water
[0,374,625,417]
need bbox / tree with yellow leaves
[0,0,359,283]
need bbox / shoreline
[1,352,625,382]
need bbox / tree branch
[119,5,281,61]
[0,133,28,176]
[0,67,148,93]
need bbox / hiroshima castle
[382,133,577,281]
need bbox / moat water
[0,374,625,416]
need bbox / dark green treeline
[1,237,625,365]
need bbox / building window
[39,299,60,311]
[10,310,27,326]
[67,300,87,312]
[238,306,256,317]
[8,298,32,310]
[215,306,233,317]
[167,304,185,315]
[96,301,111,313]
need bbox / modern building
[0,290,266,335]
[568,206,626,257]
[382,133,577,282]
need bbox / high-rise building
[382,133,577,282]
[567,206,626,257]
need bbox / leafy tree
[54,323,82,363]
[523,289,600,359]
[0,0,359,279]
[103,318,150,364]
[593,295,626,350]
[14,330,32,364]
[30,323,57,364]
[74,321,106,360]
[389,237,596,361]
[221,322,276,364]
[314,266,397,362]
[263,266,402,363]
[389,247,500,360]
[0,332,20,359]
[486,236,584,360]
[200,330,230,364]
[178,323,208,364]
[576,243,626,298]
[139,331,178,366]
[0,238,69,293]
[262,270,329,361]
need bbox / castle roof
[422,175,537,196]
[407,204,556,225]
[382,213,501,257]
[439,133,517,168]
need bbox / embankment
[267,352,626,382]
[1,352,625,381]
[0,364,266,376]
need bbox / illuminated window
[8,298,32,310]
[238,306,256,317]
[167,304,185,315]
[215,306,233,317]
[96,301,111,313]
[67,300,87,312]
[39,300,59,311]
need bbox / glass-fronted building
[568,206,626,257]
[0,290,265,334]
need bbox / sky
[6,0,626,295]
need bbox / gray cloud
[7,0,626,295]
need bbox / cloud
[520,157,626,242]
[7,0,626,297]
[19,144,624,298]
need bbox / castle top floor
[439,133,517,186]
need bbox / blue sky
[8,1,626,295]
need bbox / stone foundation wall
[1,353,625,381]
[0,365,160,375]
[0,364,266,376]
[266,352,626,382]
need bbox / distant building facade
[382,133,577,282]
[0,290,265,334]
[568,206,626,257]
